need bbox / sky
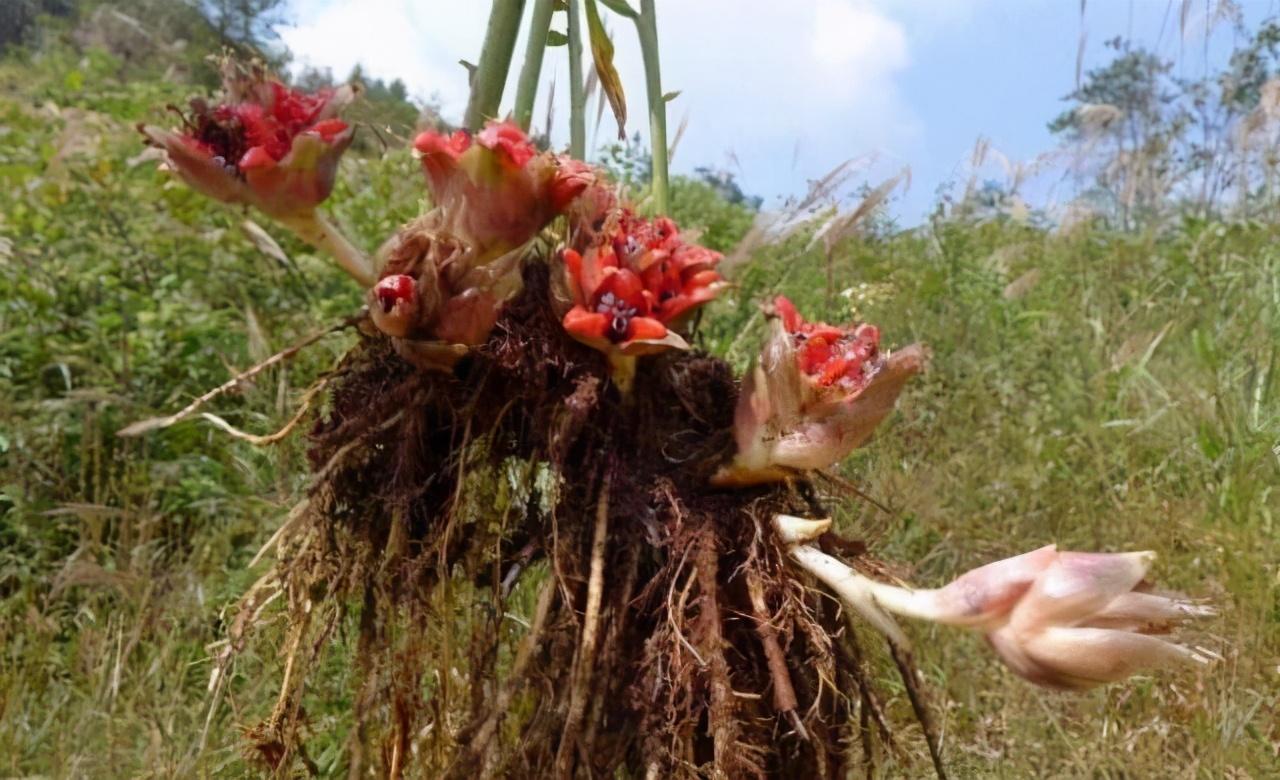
[276,0,1280,223]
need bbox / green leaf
[547,30,570,46]
[458,59,478,86]
[597,0,638,19]
[662,90,681,102]
[583,0,627,138]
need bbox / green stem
[567,0,586,158]
[513,0,555,131]
[465,0,528,131]
[607,352,637,395]
[635,0,668,214]
[278,211,375,287]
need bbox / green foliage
[0,31,408,776]
[698,214,1279,774]
[667,175,756,253]
[1050,18,1280,225]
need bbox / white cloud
[278,0,925,201]
[812,0,908,69]
[278,0,486,116]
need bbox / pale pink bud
[849,545,1217,690]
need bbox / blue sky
[278,1,1280,223]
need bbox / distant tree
[693,166,762,210]
[1050,37,1186,229]
[202,0,285,50]
[1051,17,1280,225]
[0,0,74,52]
[600,132,653,190]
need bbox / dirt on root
[236,259,927,779]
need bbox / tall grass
[0,31,1276,780]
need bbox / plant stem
[278,211,375,287]
[567,0,586,158]
[465,0,528,131]
[513,0,555,131]
[635,0,668,213]
[786,543,913,647]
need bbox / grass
[1,35,1277,780]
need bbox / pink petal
[1010,551,1154,633]
[927,545,1060,628]
[139,125,247,205]
[1015,625,1207,689]
[1084,591,1216,632]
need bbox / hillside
[1,7,1277,778]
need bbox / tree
[202,0,285,50]
[1050,37,1186,229]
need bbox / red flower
[560,212,725,365]
[775,296,882,392]
[414,130,472,195]
[550,157,599,214]
[410,121,582,254]
[475,120,536,169]
[561,247,679,356]
[139,76,356,219]
[714,296,925,485]
[369,274,420,338]
[367,124,600,361]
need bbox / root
[555,471,613,776]
[745,568,807,741]
[209,262,942,778]
[890,643,948,780]
[695,530,740,777]
[458,575,558,771]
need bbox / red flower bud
[139,72,356,219]
[559,210,725,365]
[368,274,421,338]
[714,297,925,485]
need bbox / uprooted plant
[126,5,1217,777]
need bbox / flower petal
[625,315,667,342]
[619,323,688,356]
[476,120,536,169]
[563,306,612,344]
[1010,551,1155,633]
[1083,591,1217,632]
[1010,625,1208,689]
[826,344,927,443]
[926,545,1060,629]
[368,274,421,338]
[139,124,248,204]
[242,125,354,217]
[774,295,803,333]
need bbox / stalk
[567,0,586,158]
[278,211,375,287]
[465,0,528,131]
[786,544,912,647]
[635,0,668,213]
[772,513,945,647]
[513,0,556,131]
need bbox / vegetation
[0,3,1276,778]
